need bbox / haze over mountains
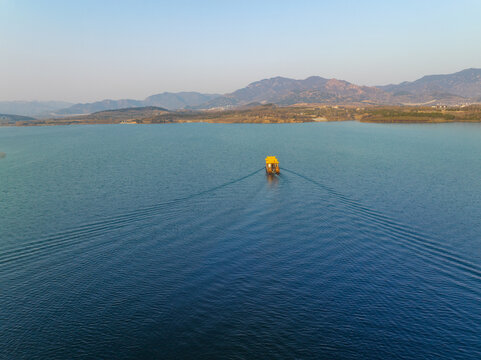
[56,92,220,116]
[1,68,480,118]
[0,101,73,117]
[0,92,219,118]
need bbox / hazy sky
[1,0,481,102]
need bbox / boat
[265,156,280,175]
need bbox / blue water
[1,122,480,359]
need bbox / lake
[1,122,480,359]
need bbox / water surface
[1,122,480,359]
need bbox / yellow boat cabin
[265,156,280,175]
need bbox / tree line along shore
[2,104,481,126]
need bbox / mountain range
[201,76,391,108]
[2,68,480,117]
[203,68,481,108]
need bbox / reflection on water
[266,173,279,187]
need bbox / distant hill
[55,92,220,115]
[378,68,481,99]
[0,113,36,124]
[89,106,168,118]
[0,101,73,117]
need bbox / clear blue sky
[1,0,481,102]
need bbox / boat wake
[283,167,481,285]
[2,164,480,297]
[0,168,264,272]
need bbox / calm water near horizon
[1,122,480,359]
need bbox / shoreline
[2,104,481,127]
[4,119,481,128]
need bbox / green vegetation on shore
[357,106,481,123]
[3,104,481,127]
